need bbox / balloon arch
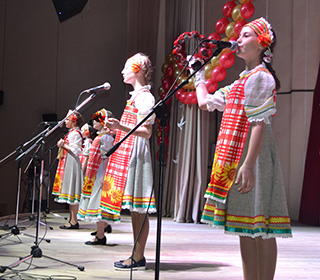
[155,0,255,160]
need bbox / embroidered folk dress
[79,138,93,170]
[77,130,114,222]
[100,86,157,221]
[201,64,292,239]
[52,128,83,205]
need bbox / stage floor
[0,212,319,280]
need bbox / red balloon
[165,64,174,77]
[157,135,169,147]
[215,17,229,34]
[160,92,167,100]
[212,66,227,82]
[219,52,235,69]
[187,91,197,104]
[207,32,221,41]
[162,77,173,92]
[205,78,218,93]
[175,89,185,101]
[160,92,172,106]
[222,1,237,18]
[240,2,255,19]
[234,19,247,36]
[207,32,221,48]
[180,92,188,104]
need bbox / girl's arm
[82,156,89,172]
[105,118,153,139]
[235,121,265,194]
[57,138,70,152]
[196,83,209,111]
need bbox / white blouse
[206,64,276,124]
[128,85,156,125]
[67,129,82,156]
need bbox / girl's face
[236,26,263,61]
[93,120,103,131]
[121,58,136,85]
[65,118,72,129]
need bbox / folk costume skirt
[121,136,156,214]
[54,152,83,205]
[77,158,108,222]
[201,124,292,239]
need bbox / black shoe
[85,236,106,245]
[114,256,146,271]
[59,222,79,229]
[90,224,112,236]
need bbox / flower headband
[81,123,91,137]
[245,17,274,48]
[67,109,77,122]
[129,54,145,73]
[91,108,108,125]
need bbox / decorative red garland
[155,0,255,160]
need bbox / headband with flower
[81,123,91,137]
[245,17,274,63]
[129,53,146,73]
[245,17,274,48]
[91,108,108,126]
[66,109,77,122]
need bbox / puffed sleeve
[206,83,235,112]
[82,139,92,156]
[134,90,156,125]
[100,134,114,158]
[67,130,83,156]
[244,70,276,124]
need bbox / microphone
[84,82,111,93]
[208,40,238,51]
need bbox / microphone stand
[0,91,100,273]
[106,45,225,280]
[0,128,51,244]
[44,145,68,220]
[20,146,53,231]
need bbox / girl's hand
[105,118,120,130]
[57,139,65,148]
[235,163,255,194]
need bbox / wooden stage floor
[0,212,319,280]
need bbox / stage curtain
[299,61,320,226]
[127,0,215,223]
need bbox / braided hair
[134,53,154,87]
[260,29,281,91]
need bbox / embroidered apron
[52,129,82,195]
[205,68,270,203]
[100,100,137,217]
[81,133,107,197]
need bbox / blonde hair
[130,53,153,86]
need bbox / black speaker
[52,0,88,22]
[0,90,3,105]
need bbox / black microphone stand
[44,145,68,220]
[106,44,225,280]
[0,91,100,273]
[20,147,53,231]
[0,128,51,244]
